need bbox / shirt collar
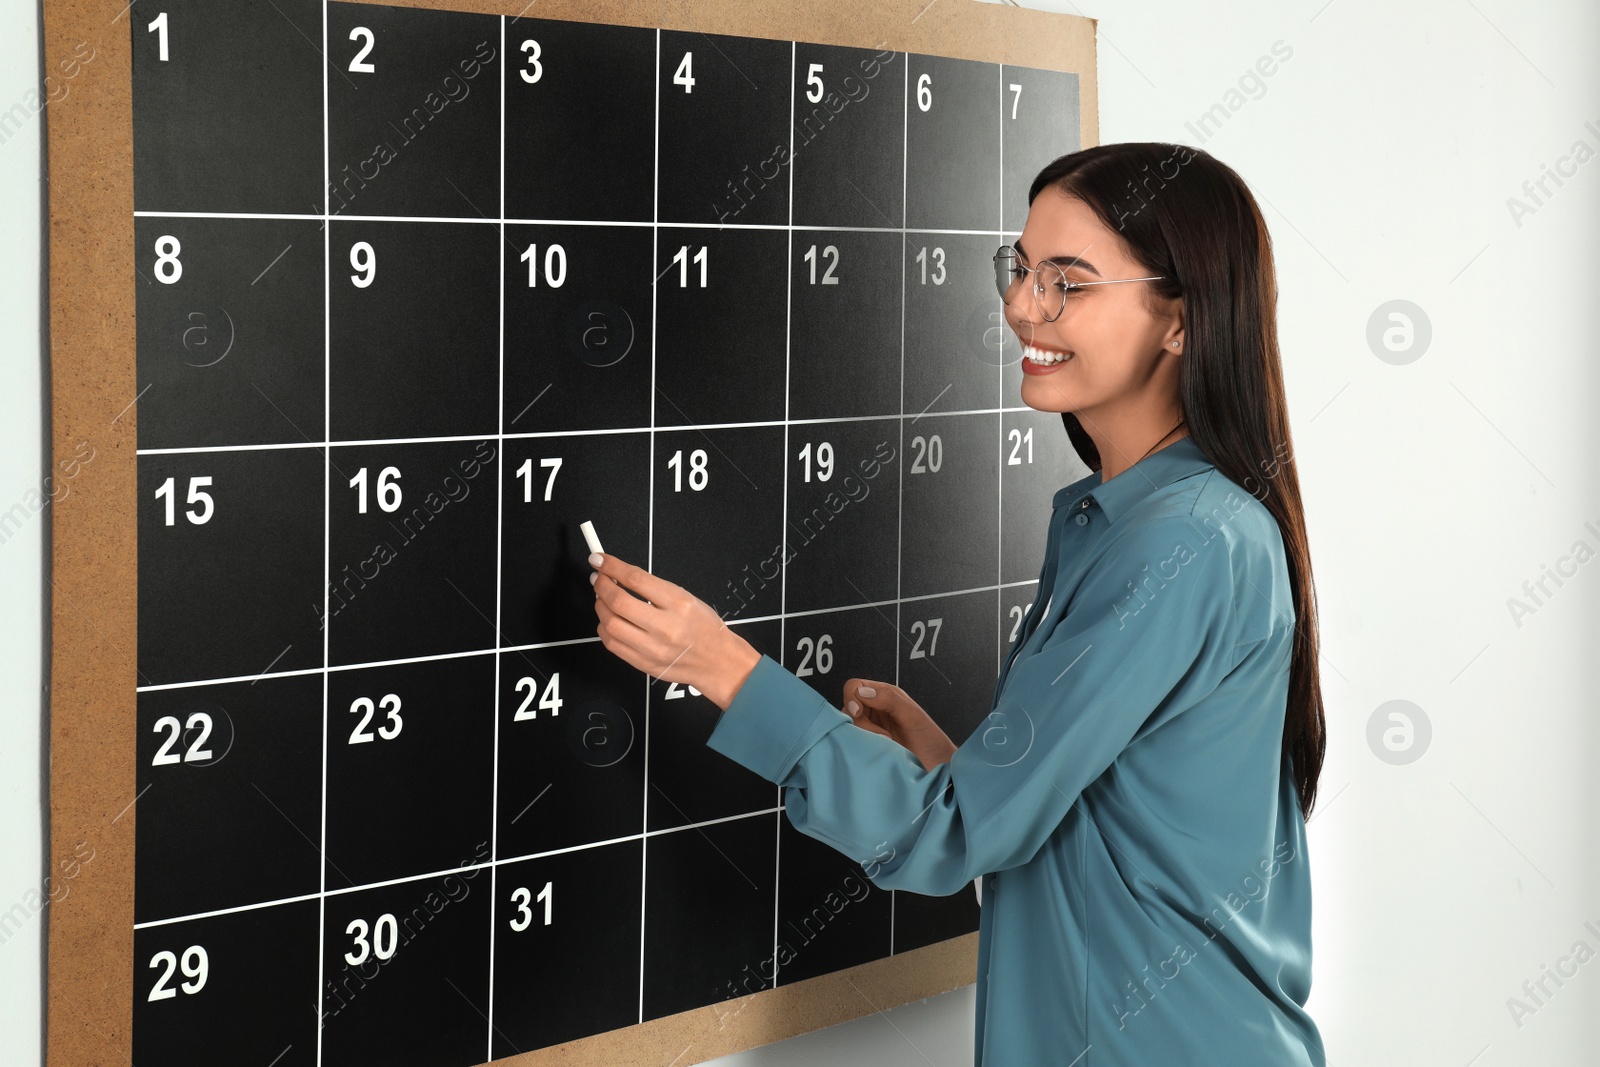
[1051,434,1215,524]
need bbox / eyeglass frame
[993,244,1166,323]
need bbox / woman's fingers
[593,562,655,630]
[844,678,895,709]
[852,715,892,739]
[594,591,652,646]
[590,552,677,606]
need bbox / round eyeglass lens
[993,249,1069,320]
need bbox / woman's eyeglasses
[993,245,1165,322]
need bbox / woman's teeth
[1022,343,1073,365]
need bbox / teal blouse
[706,435,1326,1066]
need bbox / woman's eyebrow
[1014,239,1102,278]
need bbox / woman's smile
[1019,339,1074,374]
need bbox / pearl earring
[1171,342,1180,349]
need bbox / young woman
[589,142,1327,1066]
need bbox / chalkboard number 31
[509,882,553,931]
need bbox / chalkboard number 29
[148,945,207,1001]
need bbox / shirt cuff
[705,653,853,784]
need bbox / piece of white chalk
[579,520,604,556]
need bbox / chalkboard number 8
[509,882,553,931]
[668,449,708,492]
[154,235,182,284]
[348,694,402,744]
[155,476,213,525]
[147,945,207,1001]
[349,466,402,514]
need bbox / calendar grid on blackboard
[128,3,1083,1061]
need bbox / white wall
[0,0,46,1060]
[5,1,1598,1065]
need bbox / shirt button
[1074,513,1089,526]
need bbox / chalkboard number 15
[155,476,213,526]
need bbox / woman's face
[1004,189,1182,417]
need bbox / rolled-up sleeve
[706,514,1244,897]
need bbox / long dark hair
[1027,143,1326,817]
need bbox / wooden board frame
[40,0,1096,1063]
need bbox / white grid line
[485,16,507,1057]
[890,48,909,958]
[134,803,791,931]
[771,38,797,992]
[133,407,1039,454]
[637,25,661,1027]
[134,580,1029,693]
[315,1,331,1060]
[133,209,1002,237]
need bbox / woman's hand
[841,678,957,772]
[589,552,761,711]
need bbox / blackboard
[42,1,1097,1064]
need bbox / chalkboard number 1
[155,476,213,526]
[147,12,169,62]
